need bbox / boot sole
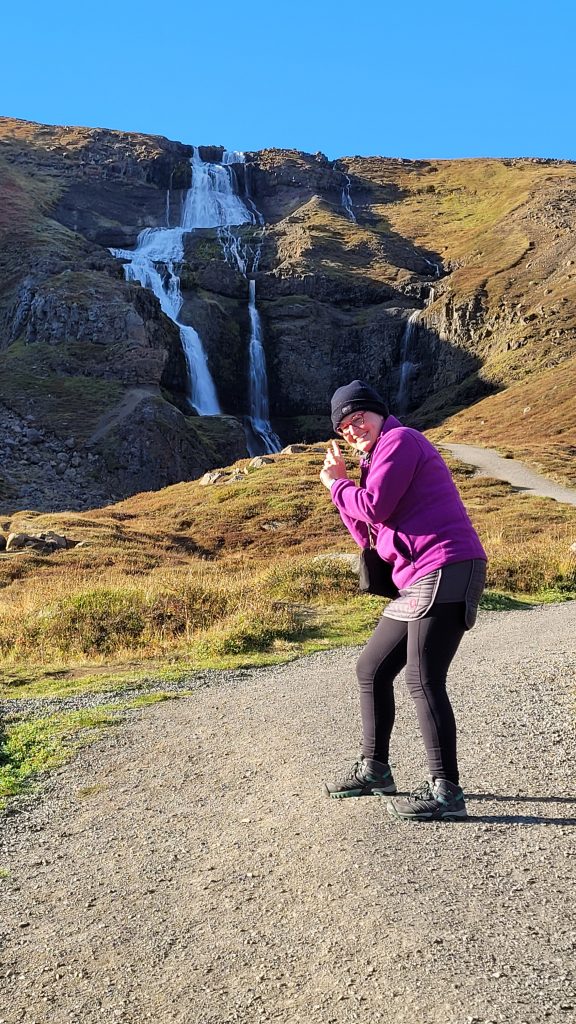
[386,803,468,822]
[325,783,397,799]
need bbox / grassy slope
[426,355,576,485]
[1,445,574,697]
[338,158,576,479]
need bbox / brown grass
[426,356,576,485]
[0,444,574,682]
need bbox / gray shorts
[383,559,487,630]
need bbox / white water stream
[341,174,356,222]
[111,147,279,453]
[110,171,221,415]
[246,279,281,455]
[111,224,220,415]
[187,148,279,454]
[396,281,439,413]
[396,310,420,413]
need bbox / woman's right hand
[320,440,348,490]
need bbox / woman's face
[337,410,385,454]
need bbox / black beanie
[330,380,389,432]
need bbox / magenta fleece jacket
[330,415,487,590]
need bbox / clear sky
[2,0,574,160]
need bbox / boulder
[5,530,77,554]
[199,471,226,486]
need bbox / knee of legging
[404,663,447,697]
[356,649,376,684]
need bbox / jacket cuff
[330,477,356,504]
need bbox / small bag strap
[368,525,376,549]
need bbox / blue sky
[2,0,574,160]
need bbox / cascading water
[396,285,437,413]
[341,174,356,222]
[110,147,279,450]
[184,147,280,454]
[181,148,257,230]
[110,185,220,415]
[396,310,420,414]
[246,279,281,455]
[423,257,441,278]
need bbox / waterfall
[341,174,356,222]
[181,148,256,230]
[110,187,221,415]
[220,232,280,455]
[396,283,437,413]
[396,310,420,414]
[188,147,279,454]
[225,236,280,455]
[246,280,281,456]
[423,257,441,278]
[112,146,280,451]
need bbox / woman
[320,380,487,821]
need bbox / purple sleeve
[332,500,370,549]
[330,430,421,526]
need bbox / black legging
[355,603,466,784]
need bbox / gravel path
[441,444,576,505]
[1,603,576,1024]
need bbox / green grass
[479,591,536,611]
[0,707,119,807]
[0,692,189,807]
[0,662,194,701]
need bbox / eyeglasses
[336,412,366,436]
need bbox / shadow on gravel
[468,792,576,826]
[470,792,576,804]
[468,814,575,825]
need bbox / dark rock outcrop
[1,116,575,511]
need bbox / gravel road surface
[441,444,576,506]
[1,603,576,1024]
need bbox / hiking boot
[386,778,467,821]
[324,757,397,799]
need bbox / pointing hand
[320,440,349,490]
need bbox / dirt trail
[1,603,576,1024]
[441,443,576,506]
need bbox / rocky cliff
[1,116,575,510]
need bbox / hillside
[1,445,575,698]
[0,116,575,511]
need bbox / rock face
[1,117,575,511]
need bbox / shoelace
[347,761,364,783]
[409,780,434,800]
